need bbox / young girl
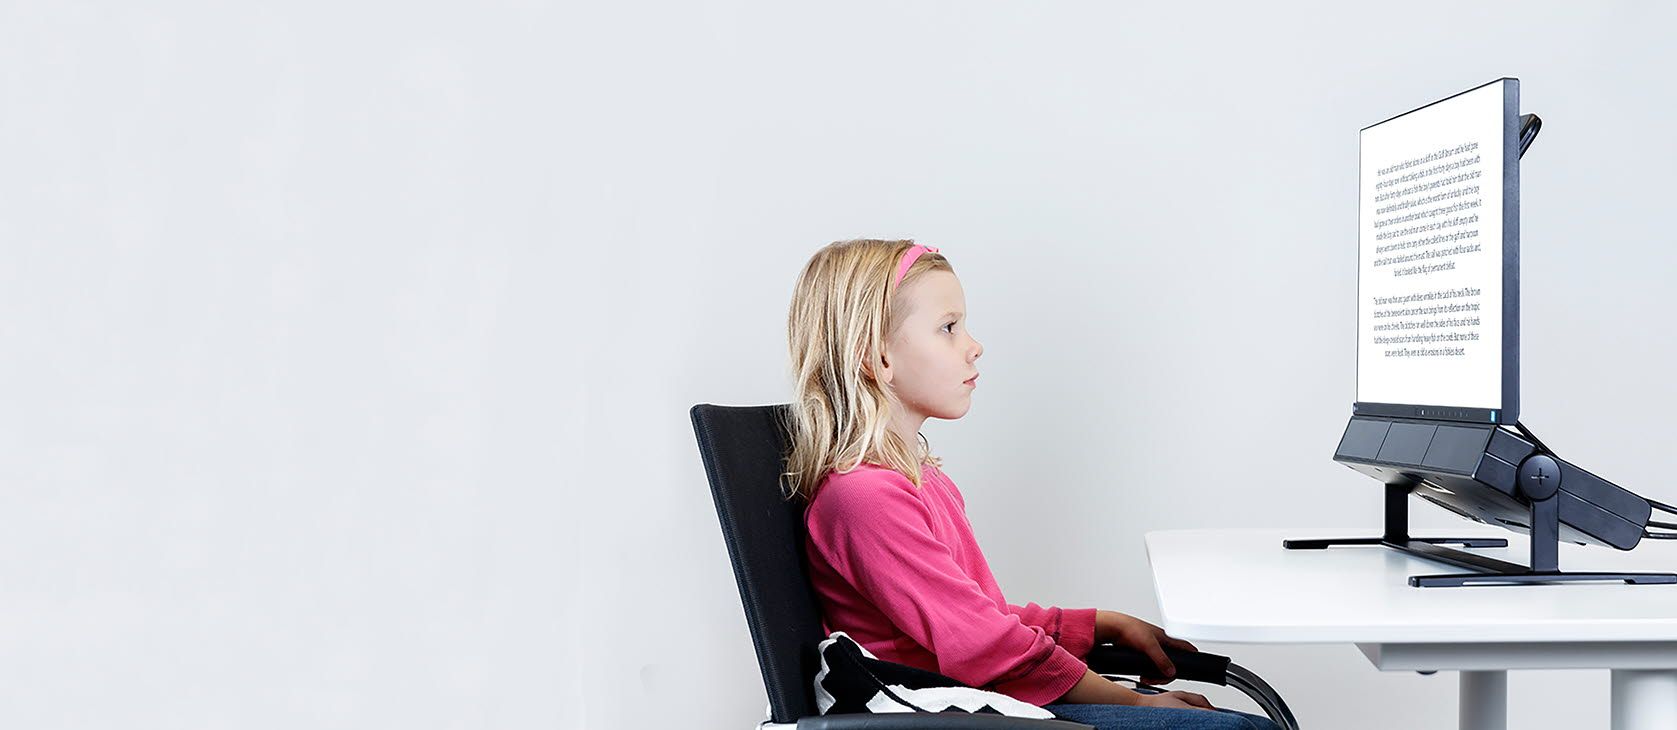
[783,239,1280,730]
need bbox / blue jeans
[1044,700,1281,730]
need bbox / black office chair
[690,403,1299,730]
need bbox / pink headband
[892,245,940,288]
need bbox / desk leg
[1611,670,1677,730]
[1459,670,1506,730]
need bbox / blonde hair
[782,239,952,501]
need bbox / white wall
[4,2,1675,728]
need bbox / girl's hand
[1095,610,1199,685]
[1134,690,1216,711]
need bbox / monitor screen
[1355,78,1519,425]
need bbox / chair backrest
[689,403,826,723]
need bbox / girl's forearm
[1093,610,1122,641]
[1054,668,1142,705]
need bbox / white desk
[1145,528,1677,730]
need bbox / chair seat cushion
[814,632,1054,719]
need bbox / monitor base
[1407,570,1677,588]
[1285,481,1677,588]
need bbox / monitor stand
[1285,480,1677,588]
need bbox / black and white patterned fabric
[813,632,1054,719]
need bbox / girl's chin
[932,402,974,420]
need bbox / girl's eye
[942,322,956,333]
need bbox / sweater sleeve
[807,475,1088,706]
[1007,603,1098,659]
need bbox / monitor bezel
[1353,78,1520,426]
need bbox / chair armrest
[796,714,1092,730]
[1084,644,1231,686]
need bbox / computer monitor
[1312,79,1677,586]
[1354,78,1520,425]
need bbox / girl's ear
[860,352,891,386]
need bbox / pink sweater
[803,461,1097,706]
